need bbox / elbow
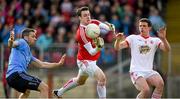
[8,44,10,48]
[114,47,119,51]
[166,47,171,52]
[163,49,169,52]
[114,45,119,51]
[8,40,13,48]
[166,48,170,52]
[8,44,12,48]
[166,45,171,52]
[164,47,171,52]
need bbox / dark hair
[22,28,36,38]
[76,6,89,16]
[139,18,152,27]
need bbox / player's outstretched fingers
[61,54,66,61]
[115,32,124,39]
[59,54,66,66]
[10,30,15,41]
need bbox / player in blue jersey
[6,28,66,98]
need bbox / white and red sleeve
[125,35,134,48]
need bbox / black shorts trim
[6,72,42,93]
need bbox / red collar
[140,34,150,39]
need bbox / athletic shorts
[77,60,99,77]
[130,70,160,84]
[6,71,41,93]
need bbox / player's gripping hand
[105,22,115,33]
[115,32,124,40]
[93,37,104,50]
[8,30,15,42]
[58,54,66,66]
[8,30,15,48]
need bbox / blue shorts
[6,72,41,93]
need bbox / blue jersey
[6,39,37,77]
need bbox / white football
[85,23,100,39]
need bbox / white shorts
[130,70,160,84]
[77,60,99,77]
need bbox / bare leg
[147,74,164,99]
[94,67,106,98]
[18,90,30,99]
[38,81,49,98]
[53,74,88,97]
[134,77,151,99]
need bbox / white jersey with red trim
[125,35,162,72]
[76,20,101,60]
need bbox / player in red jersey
[53,6,114,98]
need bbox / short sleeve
[16,39,25,48]
[155,38,162,48]
[31,56,37,62]
[125,35,134,48]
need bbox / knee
[19,90,30,98]
[77,76,88,85]
[39,83,49,93]
[24,90,30,96]
[156,80,164,90]
[42,84,49,91]
[78,80,86,85]
[98,77,106,86]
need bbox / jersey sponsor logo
[139,45,151,54]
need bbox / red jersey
[76,20,101,60]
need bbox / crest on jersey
[139,45,151,54]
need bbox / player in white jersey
[114,18,170,99]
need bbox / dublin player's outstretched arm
[30,54,66,68]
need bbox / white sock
[97,85,106,98]
[58,78,78,96]
[151,92,161,99]
[136,93,140,99]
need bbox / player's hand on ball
[110,24,115,33]
[9,30,15,42]
[94,37,104,49]
[58,54,66,66]
[105,22,115,33]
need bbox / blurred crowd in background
[0,0,167,44]
[0,0,167,67]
